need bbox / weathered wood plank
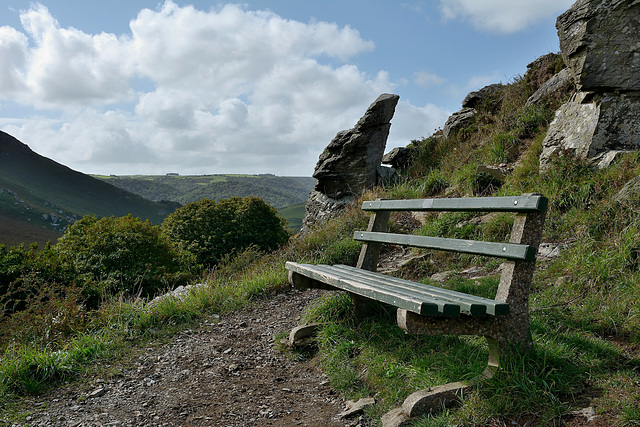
[286,262,510,316]
[285,262,460,316]
[352,232,537,262]
[361,195,548,213]
[331,265,509,316]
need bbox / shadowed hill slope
[0,131,180,246]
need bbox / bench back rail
[355,193,547,352]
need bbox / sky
[0,0,574,177]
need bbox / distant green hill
[94,174,314,208]
[94,174,314,233]
[0,131,181,247]
[278,202,306,233]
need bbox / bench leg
[288,270,336,291]
[483,336,501,379]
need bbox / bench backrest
[354,194,547,270]
[354,194,547,337]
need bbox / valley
[0,131,313,247]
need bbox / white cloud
[439,0,574,34]
[0,26,28,96]
[0,1,392,175]
[18,4,135,108]
[388,101,451,148]
[413,71,446,89]
[0,2,443,176]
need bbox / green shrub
[419,169,449,196]
[55,214,188,302]
[162,196,289,267]
[407,136,447,178]
[0,243,75,317]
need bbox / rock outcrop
[442,108,476,139]
[525,68,573,107]
[301,94,400,233]
[382,146,415,170]
[462,83,503,109]
[540,0,640,171]
[557,0,640,91]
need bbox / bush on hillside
[161,196,290,267]
[55,214,189,304]
[0,243,74,315]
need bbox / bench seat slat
[311,264,462,316]
[353,231,537,262]
[331,265,509,316]
[286,261,459,316]
[361,195,548,213]
[286,262,510,317]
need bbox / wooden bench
[286,193,548,372]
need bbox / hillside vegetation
[94,174,314,209]
[94,174,314,233]
[1,54,640,426]
[0,132,180,246]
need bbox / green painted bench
[286,194,548,371]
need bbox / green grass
[278,202,306,233]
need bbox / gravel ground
[17,289,366,427]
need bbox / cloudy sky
[0,0,574,176]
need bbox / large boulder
[540,89,640,171]
[442,108,476,139]
[462,84,503,109]
[301,94,400,233]
[540,0,640,171]
[557,0,640,91]
[382,146,415,170]
[525,68,574,107]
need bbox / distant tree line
[101,175,314,208]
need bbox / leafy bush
[407,136,447,178]
[161,196,289,267]
[0,244,34,303]
[487,132,519,163]
[419,169,449,196]
[472,171,503,196]
[0,244,74,317]
[55,214,188,302]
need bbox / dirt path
[21,289,363,427]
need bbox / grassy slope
[0,215,61,248]
[278,202,306,233]
[0,131,181,245]
[295,57,640,425]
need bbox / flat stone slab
[381,407,411,427]
[288,323,323,347]
[338,397,375,418]
[403,381,469,418]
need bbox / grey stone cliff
[540,0,640,171]
[557,0,640,91]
